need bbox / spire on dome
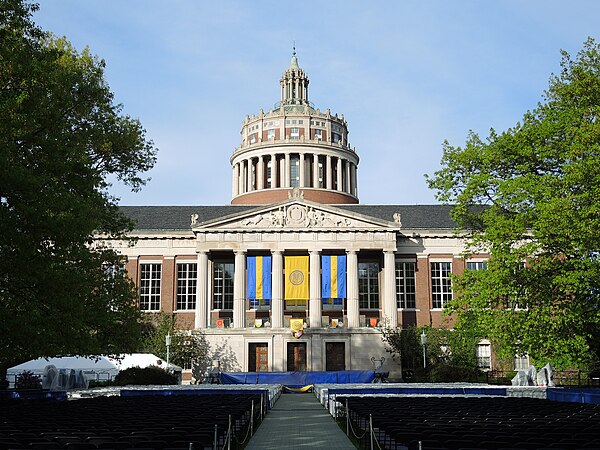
[290,44,299,69]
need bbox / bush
[113,366,178,386]
[15,371,42,390]
[426,363,483,382]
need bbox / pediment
[191,200,399,231]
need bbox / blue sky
[34,0,600,206]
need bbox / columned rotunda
[116,52,488,380]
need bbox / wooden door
[286,342,307,371]
[248,343,268,372]
[326,342,345,371]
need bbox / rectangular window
[477,343,491,370]
[431,262,452,309]
[266,160,272,188]
[140,263,161,311]
[267,129,275,140]
[318,160,324,188]
[514,354,530,370]
[213,262,234,310]
[249,133,256,144]
[467,261,488,271]
[396,261,416,309]
[314,129,322,140]
[359,262,379,309]
[290,127,300,140]
[285,299,307,310]
[177,263,197,310]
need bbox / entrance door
[326,342,345,371]
[248,343,269,372]
[287,342,307,371]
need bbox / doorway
[325,342,346,371]
[286,342,307,371]
[248,343,269,372]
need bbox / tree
[141,313,210,381]
[0,1,157,376]
[427,38,600,370]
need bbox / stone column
[345,160,351,193]
[346,250,360,328]
[271,154,278,188]
[284,153,290,188]
[383,250,398,328]
[195,251,209,329]
[351,163,358,197]
[313,154,319,188]
[299,153,305,188]
[257,156,264,190]
[232,163,239,197]
[271,250,284,328]
[309,250,322,329]
[248,159,254,192]
[233,250,246,328]
[326,155,333,190]
[336,157,342,191]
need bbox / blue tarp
[220,370,375,387]
[547,388,600,404]
[327,386,507,396]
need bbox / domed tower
[230,50,359,205]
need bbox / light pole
[420,329,427,368]
[165,333,171,372]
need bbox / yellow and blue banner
[285,256,309,300]
[247,256,271,307]
[322,255,346,299]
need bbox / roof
[119,204,457,231]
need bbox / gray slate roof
[119,204,456,231]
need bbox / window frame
[176,262,197,311]
[358,261,380,310]
[139,262,162,311]
[213,261,234,310]
[431,261,452,309]
[395,260,416,309]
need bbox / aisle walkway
[244,393,356,449]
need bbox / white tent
[7,353,182,388]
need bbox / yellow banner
[285,256,309,300]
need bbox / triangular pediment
[191,199,399,231]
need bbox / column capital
[272,249,283,256]
[346,249,357,255]
[234,250,246,256]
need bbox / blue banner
[247,256,272,300]
[322,255,346,299]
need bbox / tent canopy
[7,353,181,385]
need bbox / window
[213,262,234,310]
[467,261,488,270]
[290,127,300,140]
[267,129,275,140]
[177,263,197,310]
[290,155,299,188]
[249,133,256,144]
[476,342,491,370]
[140,263,161,311]
[396,261,416,309]
[332,132,341,143]
[314,129,322,140]
[431,262,452,308]
[359,262,379,309]
[318,160,324,188]
[285,299,307,310]
[266,160,272,188]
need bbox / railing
[484,369,600,387]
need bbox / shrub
[427,363,482,382]
[15,371,42,390]
[113,366,177,386]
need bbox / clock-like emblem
[289,270,304,285]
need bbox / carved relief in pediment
[239,204,354,229]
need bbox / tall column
[195,251,209,329]
[383,251,398,328]
[233,251,246,328]
[271,250,284,328]
[248,159,254,192]
[309,250,322,328]
[271,154,278,188]
[351,163,358,197]
[232,164,239,197]
[345,160,351,193]
[239,161,245,194]
[258,156,264,190]
[336,157,342,191]
[326,155,333,190]
[299,153,305,188]
[284,153,290,187]
[313,154,319,188]
[346,250,360,328]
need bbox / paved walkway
[244,393,356,449]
